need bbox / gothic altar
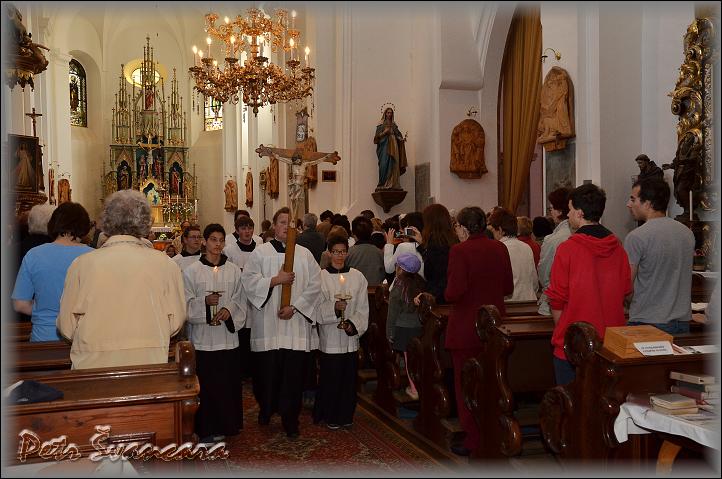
[102,37,197,234]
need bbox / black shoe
[451,445,471,457]
[286,431,300,439]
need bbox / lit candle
[192,45,198,66]
[194,198,198,215]
[289,38,295,60]
[213,266,219,291]
[207,36,212,58]
[339,273,346,295]
[305,46,310,67]
[689,190,693,222]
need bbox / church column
[221,101,240,233]
[44,48,73,192]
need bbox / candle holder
[334,292,352,329]
[206,290,225,325]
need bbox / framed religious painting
[8,134,42,193]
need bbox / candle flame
[339,274,345,284]
[213,266,218,273]
[305,46,310,55]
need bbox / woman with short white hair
[57,190,186,369]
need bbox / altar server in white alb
[183,223,246,443]
[312,235,369,430]
[223,214,260,379]
[241,207,322,439]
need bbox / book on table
[670,385,720,400]
[673,380,720,392]
[652,404,699,415]
[669,371,716,385]
[650,393,698,409]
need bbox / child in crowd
[386,253,426,400]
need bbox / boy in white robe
[183,223,246,442]
[312,236,369,429]
[241,207,321,439]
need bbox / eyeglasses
[330,250,348,256]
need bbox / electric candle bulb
[289,38,295,60]
[224,16,229,24]
[305,46,310,66]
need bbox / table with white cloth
[614,401,720,473]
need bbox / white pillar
[45,49,73,190]
[221,102,239,232]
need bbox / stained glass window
[69,59,87,127]
[204,96,223,131]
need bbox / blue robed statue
[374,106,408,190]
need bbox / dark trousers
[238,328,252,379]
[313,352,358,426]
[553,356,576,386]
[451,348,481,451]
[253,349,308,434]
[195,347,243,438]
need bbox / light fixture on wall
[541,48,562,63]
[188,7,315,116]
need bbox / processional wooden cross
[256,144,341,307]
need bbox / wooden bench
[407,293,459,449]
[356,286,379,393]
[5,321,32,342]
[539,322,718,467]
[366,283,403,416]
[9,336,183,375]
[504,300,549,318]
[462,305,556,459]
[5,341,200,463]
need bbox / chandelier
[189,8,315,116]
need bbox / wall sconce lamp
[541,48,562,63]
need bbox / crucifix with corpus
[255,144,340,307]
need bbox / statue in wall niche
[224,179,238,212]
[663,130,703,221]
[245,171,253,208]
[537,67,575,151]
[268,155,279,199]
[449,119,486,179]
[374,105,408,190]
[58,179,71,205]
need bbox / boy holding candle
[312,236,369,430]
[183,223,246,443]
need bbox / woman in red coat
[444,206,513,456]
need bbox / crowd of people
[9,170,713,453]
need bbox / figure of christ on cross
[255,144,341,221]
[256,144,341,306]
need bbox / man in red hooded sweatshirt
[545,183,632,385]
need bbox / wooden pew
[407,296,554,452]
[5,321,32,342]
[356,286,379,392]
[539,322,718,467]
[366,283,402,416]
[5,341,200,463]
[9,336,183,374]
[407,293,457,449]
[691,272,716,303]
[504,300,548,317]
[462,305,556,459]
